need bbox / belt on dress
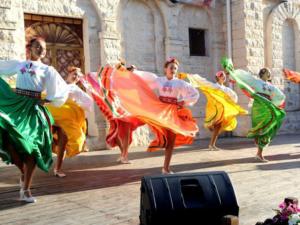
[15,88,42,99]
[159,96,184,107]
[159,96,178,104]
[257,93,271,100]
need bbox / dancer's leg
[163,130,176,173]
[54,127,68,177]
[23,155,36,199]
[209,124,222,150]
[256,145,268,162]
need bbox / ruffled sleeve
[224,87,238,103]
[45,66,69,107]
[0,60,21,77]
[271,85,285,107]
[68,84,93,111]
[179,81,199,106]
[133,70,159,89]
[187,73,218,88]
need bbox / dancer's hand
[177,73,188,80]
[38,99,50,106]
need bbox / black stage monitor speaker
[140,171,239,225]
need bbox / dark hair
[67,66,81,74]
[127,65,137,72]
[164,57,179,68]
[258,68,271,79]
[26,37,46,50]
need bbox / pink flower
[29,70,36,76]
[20,67,26,74]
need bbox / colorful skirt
[47,99,87,157]
[147,107,195,152]
[283,68,300,83]
[106,118,144,148]
[221,57,286,149]
[249,93,286,149]
[201,87,246,132]
[82,67,198,151]
[0,78,53,172]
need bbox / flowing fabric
[183,73,247,131]
[0,78,53,172]
[82,66,198,151]
[46,99,87,157]
[221,58,286,149]
[283,68,300,83]
[80,70,144,149]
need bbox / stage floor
[0,134,299,225]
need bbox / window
[189,28,206,56]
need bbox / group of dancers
[0,37,290,203]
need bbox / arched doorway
[24,14,84,77]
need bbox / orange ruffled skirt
[83,66,198,151]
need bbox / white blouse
[68,83,93,112]
[133,70,199,106]
[234,69,285,107]
[0,60,69,107]
[188,74,238,103]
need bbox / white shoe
[54,169,66,178]
[162,168,174,175]
[20,189,37,203]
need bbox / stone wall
[264,0,300,133]
[231,0,300,136]
[1,0,300,150]
[0,0,25,59]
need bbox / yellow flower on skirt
[47,99,87,157]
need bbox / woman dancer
[85,58,199,173]
[47,67,93,177]
[178,71,247,150]
[222,58,286,162]
[0,37,69,202]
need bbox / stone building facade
[0,0,299,149]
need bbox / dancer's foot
[162,168,174,175]
[83,145,89,152]
[208,145,221,151]
[120,156,131,164]
[255,155,269,162]
[54,169,66,178]
[20,189,36,203]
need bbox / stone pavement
[0,134,299,225]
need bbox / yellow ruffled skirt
[47,99,87,157]
[202,86,246,131]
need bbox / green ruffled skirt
[0,78,54,172]
[221,57,286,149]
[248,93,286,149]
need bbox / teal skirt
[0,78,54,172]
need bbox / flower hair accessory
[166,57,179,64]
[164,57,179,68]
[216,71,226,78]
